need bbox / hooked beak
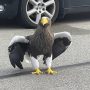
[40,17,49,26]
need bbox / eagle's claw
[46,67,57,74]
[32,68,43,75]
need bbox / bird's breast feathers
[30,32,53,55]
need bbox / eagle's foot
[46,67,57,74]
[32,68,43,75]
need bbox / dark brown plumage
[26,18,53,58]
[8,17,72,70]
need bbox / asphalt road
[0,13,90,90]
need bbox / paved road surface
[0,14,90,90]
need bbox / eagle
[8,17,72,75]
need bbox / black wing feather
[52,37,71,59]
[8,43,28,69]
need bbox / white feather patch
[9,36,29,46]
[54,32,72,41]
[30,56,39,69]
[46,55,52,68]
[24,52,31,63]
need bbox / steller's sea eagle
[8,17,72,75]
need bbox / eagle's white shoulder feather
[54,32,72,41]
[9,35,29,46]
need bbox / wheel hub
[36,2,46,14]
[26,0,56,24]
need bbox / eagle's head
[39,17,51,28]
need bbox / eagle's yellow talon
[46,67,57,74]
[32,68,43,75]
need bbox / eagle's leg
[45,55,57,74]
[30,56,43,75]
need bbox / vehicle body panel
[0,0,19,19]
[63,0,90,14]
[0,0,90,19]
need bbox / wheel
[20,0,59,28]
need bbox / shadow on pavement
[0,70,32,80]
[53,13,90,35]
[0,12,90,29]
[0,61,90,80]
[55,61,90,70]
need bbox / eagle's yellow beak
[40,17,49,25]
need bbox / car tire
[19,0,59,28]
